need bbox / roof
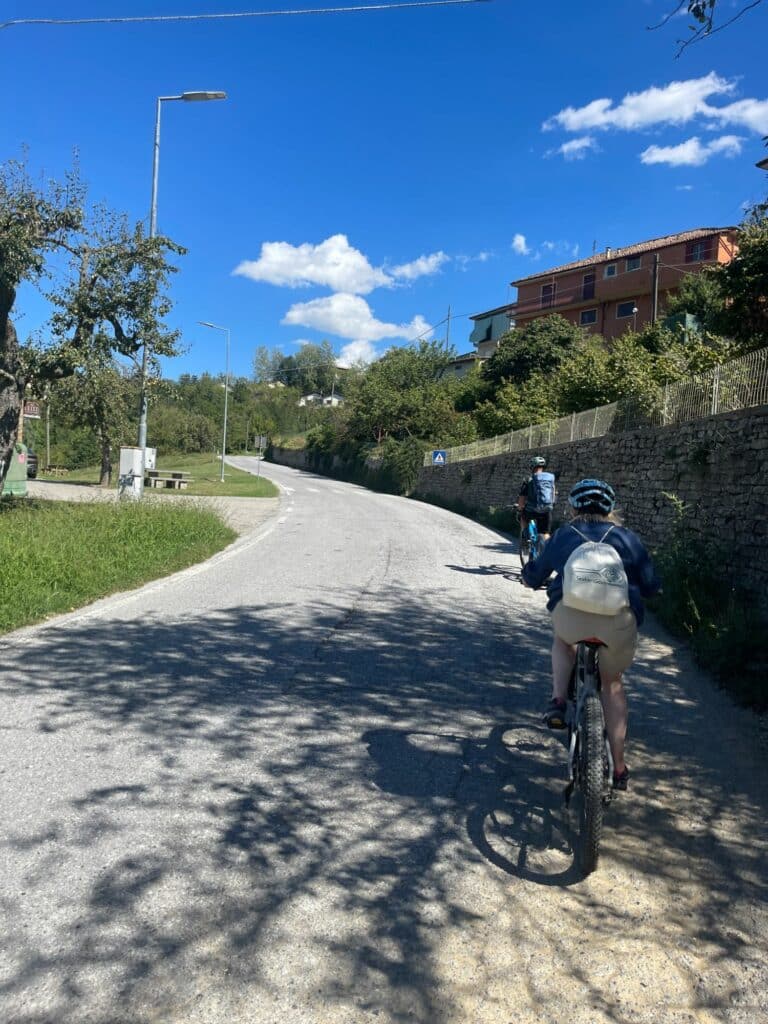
[469,302,515,321]
[511,227,738,286]
[447,351,479,363]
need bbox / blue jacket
[522,519,661,625]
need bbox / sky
[2,1,767,381]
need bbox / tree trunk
[0,285,22,491]
[99,436,112,487]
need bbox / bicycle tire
[577,693,605,875]
[519,529,531,569]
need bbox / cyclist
[521,479,661,790]
[517,456,556,545]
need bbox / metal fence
[424,346,768,466]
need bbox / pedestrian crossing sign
[432,450,447,466]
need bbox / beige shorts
[551,602,638,679]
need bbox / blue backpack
[527,471,555,510]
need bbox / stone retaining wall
[414,405,768,614]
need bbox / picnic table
[144,470,193,490]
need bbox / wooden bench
[144,470,193,490]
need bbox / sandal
[543,697,567,730]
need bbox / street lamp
[136,89,227,470]
[199,321,231,482]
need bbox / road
[1,458,766,1024]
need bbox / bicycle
[518,514,541,569]
[563,639,614,875]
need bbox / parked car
[26,450,38,478]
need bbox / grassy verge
[0,498,237,634]
[41,453,279,498]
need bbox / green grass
[155,453,278,497]
[41,453,279,498]
[0,497,237,634]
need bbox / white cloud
[555,135,598,160]
[336,340,379,367]
[282,292,430,343]
[233,234,390,295]
[512,233,530,255]
[640,134,744,166]
[676,184,694,191]
[543,73,768,136]
[390,251,449,280]
[233,234,449,294]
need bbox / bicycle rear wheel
[577,693,605,875]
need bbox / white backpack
[562,525,630,616]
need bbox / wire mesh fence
[424,346,768,466]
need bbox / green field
[41,453,278,498]
[0,497,237,634]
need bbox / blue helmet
[568,478,616,515]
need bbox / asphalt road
[1,458,766,1024]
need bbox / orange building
[507,228,738,341]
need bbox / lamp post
[136,90,227,469]
[199,321,230,482]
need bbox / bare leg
[600,675,628,775]
[551,635,576,702]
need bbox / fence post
[592,406,599,437]
[663,384,670,425]
[570,412,576,441]
[711,366,720,416]
[548,421,552,446]
[528,424,533,448]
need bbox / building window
[541,282,556,308]
[685,239,713,263]
[604,264,617,279]
[625,256,641,271]
[580,308,598,326]
[617,300,636,319]
[582,273,595,300]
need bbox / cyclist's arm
[625,533,662,597]
[521,534,558,588]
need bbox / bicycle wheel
[577,693,605,875]
[519,527,531,568]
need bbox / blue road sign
[432,450,447,466]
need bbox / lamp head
[181,91,227,102]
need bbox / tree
[653,1,764,53]
[53,355,135,485]
[481,314,584,392]
[663,271,727,336]
[0,160,84,488]
[49,211,185,395]
[713,211,768,349]
[345,340,455,444]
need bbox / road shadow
[0,584,766,1022]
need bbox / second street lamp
[199,321,231,483]
[136,89,227,488]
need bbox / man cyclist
[521,478,661,790]
[517,456,556,544]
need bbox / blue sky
[2,1,766,380]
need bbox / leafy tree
[663,271,726,337]
[481,315,584,391]
[253,340,338,395]
[714,211,768,349]
[0,160,84,487]
[53,355,135,485]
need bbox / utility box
[118,446,144,500]
[144,447,157,471]
[2,443,29,497]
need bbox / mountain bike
[518,514,541,569]
[563,640,614,875]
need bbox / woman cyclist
[521,479,661,790]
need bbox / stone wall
[414,405,768,613]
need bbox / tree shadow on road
[1,585,766,1023]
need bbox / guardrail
[424,346,768,466]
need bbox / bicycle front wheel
[519,529,531,569]
[577,693,605,875]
